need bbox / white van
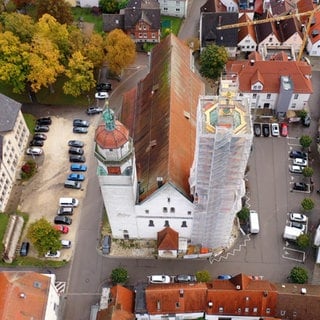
[59,197,79,207]
[249,210,260,234]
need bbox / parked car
[303,114,311,127]
[102,235,111,255]
[96,82,112,92]
[69,147,84,155]
[33,133,47,140]
[253,123,261,137]
[54,216,72,225]
[61,240,71,249]
[69,155,86,163]
[95,91,109,99]
[280,123,288,137]
[68,140,84,148]
[289,213,307,223]
[20,242,30,257]
[26,147,43,156]
[293,158,308,167]
[217,274,232,280]
[289,165,303,174]
[73,119,89,127]
[289,150,307,159]
[34,125,49,132]
[73,126,88,134]
[271,123,280,137]
[289,221,306,233]
[29,139,44,147]
[36,117,52,125]
[174,274,197,283]
[57,206,73,215]
[45,251,61,258]
[54,225,69,234]
[148,275,171,284]
[67,173,85,181]
[262,124,270,137]
[70,164,87,172]
[86,106,104,115]
[293,182,308,191]
[64,180,81,189]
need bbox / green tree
[36,0,73,25]
[299,135,312,149]
[301,197,314,211]
[289,266,308,284]
[195,270,212,282]
[105,28,136,75]
[27,217,61,256]
[118,0,129,9]
[302,166,313,178]
[111,267,128,284]
[99,0,119,13]
[237,207,250,222]
[199,44,228,80]
[296,109,307,120]
[63,51,95,96]
[296,233,310,249]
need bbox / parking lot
[19,112,100,260]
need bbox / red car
[54,225,69,234]
[280,123,288,137]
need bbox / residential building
[95,34,205,241]
[189,75,253,249]
[306,12,320,56]
[0,94,29,212]
[226,52,313,115]
[158,0,189,18]
[0,271,60,319]
[237,13,257,52]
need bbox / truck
[283,226,303,241]
[314,224,320,246]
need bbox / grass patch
[9,256,68,267]
[161,15,183,36]
[0,214,10,256]
[72,7,103,33]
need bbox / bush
[195,270,211,282]
[301,197,314,211]
[21,160,37,180]
[299,135,312,149]
[289,266,308,284]
[296,233,310,249]
[302,166,313,178]
[111,267,128,284]
[237,207,250,222]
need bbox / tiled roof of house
[201,12,239,47]
[297,0,315,24]
[127,0,160,9]
[276,17,302,43]
[248,51,263,60]
[269,0,296,16]
[145,282,208,314]
[201,0,221,13]
[0,94,21,132]
[121,34,205,201]
[238,13,257,42]
[102,14,124,32]
[124,8,160,30]
[157,227,179,250]
[254,0,264,15]
[0,271,51,319]
[226,54,313,94]
[308,12,320,45]
[255,12,280,43]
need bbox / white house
[237,13,257,52]
[306,12,320,57]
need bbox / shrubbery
[21,160,37,180]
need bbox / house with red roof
[237,13,258,52]
[306,11,320,56]
[157,227,179,258]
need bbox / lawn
[161,15,183,36]
[0,214,10,256]
[72,7,103,33]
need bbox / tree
[36,0,73,25]
[195,270,212,282]
[199,44,228,80]
[82,32,105,68]
[111,267,128,284]
[12,0,35,11]
[63,51,95,96]
[105,28,136,76]
[299,135,312,149]
[27,217,61,256]
[237,207,250,222]
[296,233,310,249]
[301,197,314,211]
[289,266,308,284]
[99,0,119,13]
[118,0,129,9]
[302,166,313,178]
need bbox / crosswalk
[55,281,66,294]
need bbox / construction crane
[216,6,320,61]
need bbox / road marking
[281,247,305,263]
[55,281,67,294]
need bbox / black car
[54,216,72,225]
[20,242,30,256]
[96,82,112,92]
[69,147,84,155]
[73,119,89,127]
[68,140,84,148]
[33,133,47,140]
[289,150,307,159]
[293,182,308,191]
[36,117,52,125]
[35,125,49,132]
[86,106,104,115]
[253,123,261,137]
[69,155,86,163]
[29,139,44,147]
[73,126,88,134]
[262,124,270,137]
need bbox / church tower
[94,105,138,239]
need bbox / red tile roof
[308,12,320,45]
[157,227,179,250]
[0,271,51,319]
[238,13,257,43]
[226,57,313,94]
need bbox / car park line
[282,246,305,263]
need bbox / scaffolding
[190,75,253,249]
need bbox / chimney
[250,59,255,66]
[157,177,163,188]
[19,293,26,299]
